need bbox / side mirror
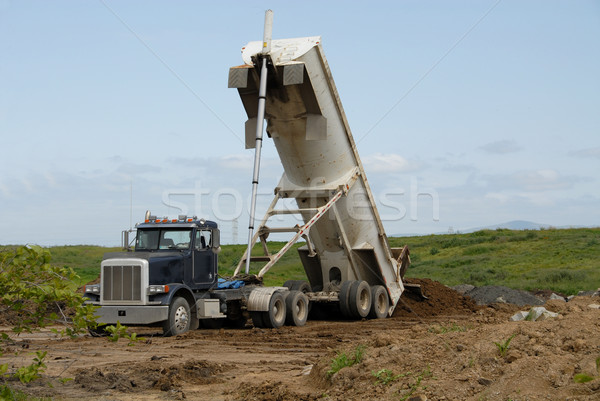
[212,229,220,249]
[121,229,135,251]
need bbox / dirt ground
[2,279,600,401]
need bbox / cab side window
[195,230,211,250]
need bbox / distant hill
[462,220,549,233]
[391,220,592,237]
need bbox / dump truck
[84,12,411,336]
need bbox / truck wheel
[348,281,372,319]
[263,291,287,329]
[284,280,311,293]
[368,285,389,319]
[163,296,191,336]
[285,290,309,326]
[338,280,355,318]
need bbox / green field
[5,227,599,294]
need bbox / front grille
[102,265,142,301]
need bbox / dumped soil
[1,282,600,400]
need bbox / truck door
[192,229,216,287]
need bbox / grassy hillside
[4,227,598,294]
[390,227,600,295]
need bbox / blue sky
[1,0,599,246]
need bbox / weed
[494,334,516,357]
[104,321,145,345]
[13,351,47,384]
[372,368,405,385]
[573,356,600,384]
[105,321,128,342]
[573,373,595,383]
[0,385,53,400]
[397,365,434,401]
[327,345,365,378]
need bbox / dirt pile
[393,278,481,318]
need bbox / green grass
[391,227,600,295]
[216,242,308,286]
[2,227,599,294]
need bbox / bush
[0,246,99,387]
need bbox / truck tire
[284,280,311,293]
[348,281,372,319]
[263,291,287,329]
[285,290,309,326]
[163,296,191,336]
[368,285,389,319]
[338,280,355,318]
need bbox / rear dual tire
[339,281,389,320]
[368,285,389,319]
[251,291,287,329]
[285,290,309,327]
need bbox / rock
[407,395,427,401]
[510,307,558,322]
[465,286,544,306]
[510,311,529,322]
[549,293,565,301]
[478,377,493,386]
[506,350,522,363]
[567,295,575,302]
[456,344,465,352]
[587,303,600,309]
[529,306,559,321]
[452,284,475,295]
[495,296,507,303]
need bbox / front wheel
[163,296,191,336]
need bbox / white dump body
[229,37,406,311]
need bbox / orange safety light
[164,285,169,293]
[145,219,149,223]
[161,219,168,223]
[172,219,177,223]
[187,218,193,222]
[155,219,161,223]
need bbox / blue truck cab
[84,213,228,336]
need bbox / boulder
[510,306,559,322]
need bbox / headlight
[85,284,100,294]
[147,285,169,294]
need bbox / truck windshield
[135,229,192,251]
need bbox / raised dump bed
[229,36,410,317]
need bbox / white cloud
[362,153,423,173]
[480,139,520,154]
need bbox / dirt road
[2,279,599,400]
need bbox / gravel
[463,285,545,306]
